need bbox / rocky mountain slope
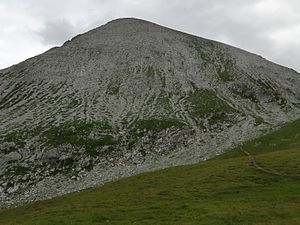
[0,18,300,207]
[1,118,299,225]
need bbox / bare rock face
[0,18,300,207]
[3,152,22,162]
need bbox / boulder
[4,152,22,162]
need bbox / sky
[0,0,299,71]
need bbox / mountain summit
[0,18,300,207]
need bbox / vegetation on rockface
[156,70,166,88]
[10,165,30,176]
[254,116,265,126]
[144,66,155,78]
[256,79,287,106]
[230,78,287,106]
[230,83,259,103]
[67,98,80,108]
[132,118,185,135]
[0,126,44,152]
[43,121,119,156]
[0,131,27,149]
[189,38,215,69]
[126,118,185,150]
[216,52,236,82]
[187,88,237,125]
[0,119,299,225]
[106,82,120,95]
[129,65,167,89]
[144,90,173,114]
[189,37,237,83]
[0,120,118,155]
[217,67,235,82]
[0,121,120,179]
[132,65,155,78]
[156,91,172,113]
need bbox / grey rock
[42,149,60,160]
[4,152,22,162]
[59,154,72,161]
[7,184,19,194]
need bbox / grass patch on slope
[187,89,236,125]
[0,119,299,225]
[43,121,119,156]
[126,117,185,150]
[218,118,300,159]
[217,67,235,82]
[0,131,27,149]
[133,118,184,134]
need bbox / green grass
[217,118,300,159]
[231,84,258,103]
[256,79,287,106]
[0,119,299,225]
[254,116,265,126]
[156,91,172,112]
[106,83,120,95]
[126,118,185,150]
[218,67,235,82]
[189,38,214,65]
[43,121,119,156]
[144,66,155,78]
[0,120,119,158]
[133,118,184,133]
[187,89,236,124]
[0,131,27,149]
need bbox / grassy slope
[0,120,299,225]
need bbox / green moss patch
[0,131,27,149]
[126,118,185,149]
[43,121,118,155]
[187,89,236,123]
[218,67,235,82]
[134,118,184,133]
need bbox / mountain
[0,18,300,207]
[1,118,299,224]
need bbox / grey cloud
[38,19,77,45]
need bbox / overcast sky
[0,0,299,71]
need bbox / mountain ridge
[5,18,297,73]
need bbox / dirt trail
[240,147,300,178]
